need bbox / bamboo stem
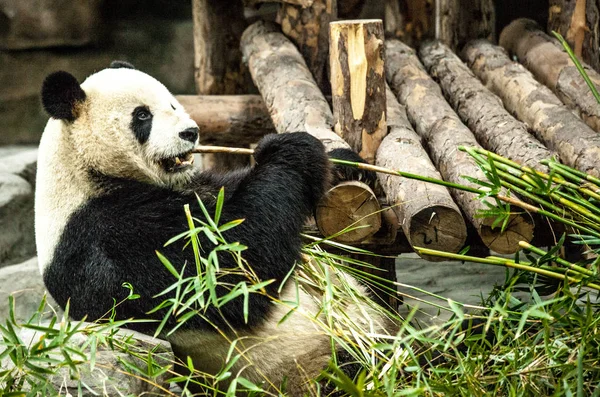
[518,241,595,277]
[193,145,255,155]
[414,246,600,291]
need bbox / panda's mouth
[160,151,195,172]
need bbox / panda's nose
[179,127,199,143]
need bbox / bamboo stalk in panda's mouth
[192,145,255,156]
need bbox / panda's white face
[72,67,199,186]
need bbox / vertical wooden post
[329,19,387,165]
[384,0,494,50]
[192,0,251,170]
[549,0,600,72]
[192,0,247,95]
[277,0,337,90]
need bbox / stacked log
[462,40,600,177]
[241,21,348,150]
[386,39,534,254]
[241,21,382,244]
[418,40,553,171]
[500,19,600,133]
[377,85,467,260]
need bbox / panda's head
[41,61,199,187]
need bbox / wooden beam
[176,95,274,146]
[192,0,247,95]
[329,19,387,164]
[548,0,600,72]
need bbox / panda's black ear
[110,60,135,69]
[41,71,86,122]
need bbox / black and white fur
[36,62,390,395]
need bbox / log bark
[277,0,337,91]
[241,21,381,243]
[176,95,274,146]
[386,39,534,254]
[192,0,247,95]
[500,18,600,133]
[377,84,467,260]
[462,40,600,177]
[419,40,553,172]
[548,0,600,72]
[329,20,387,164]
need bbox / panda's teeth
[175,157,182,165]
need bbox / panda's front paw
[254,132,332,203]
[327,148,376,186]
[254,132,327,166]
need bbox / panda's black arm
[45,132,330,334]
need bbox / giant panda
[35,61,393,395]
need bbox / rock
[0,148,37,266]
[2,321,173,396]
[0,0,103,50]
[0,257,61,322]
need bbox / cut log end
[316,181,382,243]
[406,205,467,261]
[480,213,534,254]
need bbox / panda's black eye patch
[130,106,153,144]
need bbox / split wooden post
[277,0,337,90]
[329,19,387,165]
[241,21,381,244]
[500,19,600,133]
[386,39,534,254]
[378,85,467,260]
[548,0,600,72]
[418,40,553,172]
[462,40,600,177]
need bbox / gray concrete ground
[395,253,509,325]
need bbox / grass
[2,166,600,396]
